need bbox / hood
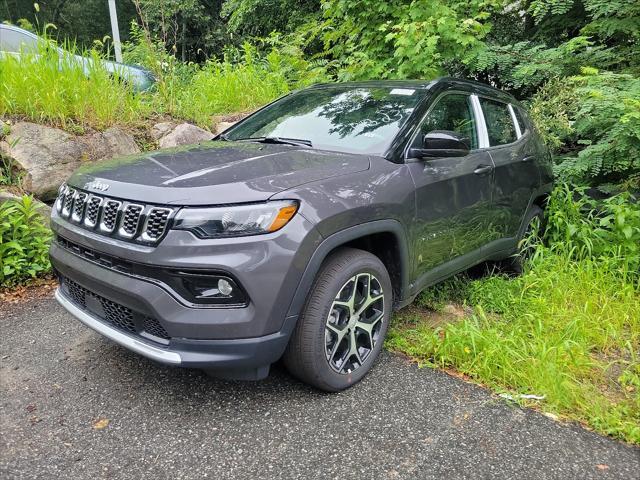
[68,141,370,206]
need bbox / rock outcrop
[156,123,214,149]
[0,122,140,201]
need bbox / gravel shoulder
[1,296,639,479]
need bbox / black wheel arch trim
[285,219,410,319]
[518,183,553,239]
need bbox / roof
[307,77,518,103]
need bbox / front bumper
[49,205,322,377]
[55,287,295,378]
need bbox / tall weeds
[0,42,147,130]
[388,187,640,444]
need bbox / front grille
[55,185,174,244]
[119,204,143,237]
[84,196,102,227]
[71,192,87,222]
[65,276,87,308]
[143,208,172,241]
[62,188,75,217]
[100,200,121,232]
[142,315,170,340]
[61,275,170,341]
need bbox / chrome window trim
[470,94,490,149]
[474,95,521,149]
[404,90,485,159]
[508,104,522,139]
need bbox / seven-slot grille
[56,184,173,244]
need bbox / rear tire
[283,248,392,392]
[506,205,544,274]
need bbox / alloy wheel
[324,273,385,374]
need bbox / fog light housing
[170,271,247,306]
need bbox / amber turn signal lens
[268,204,298,232]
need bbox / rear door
[406,92,495,284]
[478,97,540,240]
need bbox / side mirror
[409,130,471,159]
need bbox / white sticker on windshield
[390,88,415,96]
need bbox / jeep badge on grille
[85,180,110,192]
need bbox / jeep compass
[50,78,552,391]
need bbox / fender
[285,219,411,319]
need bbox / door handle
[473,164,494,175]
[522,156,536,163]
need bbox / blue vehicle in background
[0,23,155,92]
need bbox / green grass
[0,47,148,131]
[0,42,296,131]
[387,249,640,444]
[171,49,292,126]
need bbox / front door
[407,93,494,286]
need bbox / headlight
[172,201,298,239]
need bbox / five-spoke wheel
[325,273,384,374]
[283,248,392,391]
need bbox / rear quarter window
[479,98,517,146]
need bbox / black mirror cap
[409,130,471,158]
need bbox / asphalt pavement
[1,295,639,479]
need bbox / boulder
[151,121,176,141]
[0,122,140,201]
[214,121,237,135]
[157,123,214,149]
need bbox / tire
[507,205,544,274]
[283,247,393,392]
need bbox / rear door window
[479,98,517,146]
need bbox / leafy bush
[544,184,640,278]
[318,0,498,80]
[530,71,640,188]
[0,196,52,286]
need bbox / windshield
[225,86,424,155]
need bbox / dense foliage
[2,0,638,189]
[0,196,51,286]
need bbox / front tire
[283,248,392,392]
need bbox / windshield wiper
[234,136,313,147]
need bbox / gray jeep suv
[50,78,552,391]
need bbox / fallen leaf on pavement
[93,418,110,430]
